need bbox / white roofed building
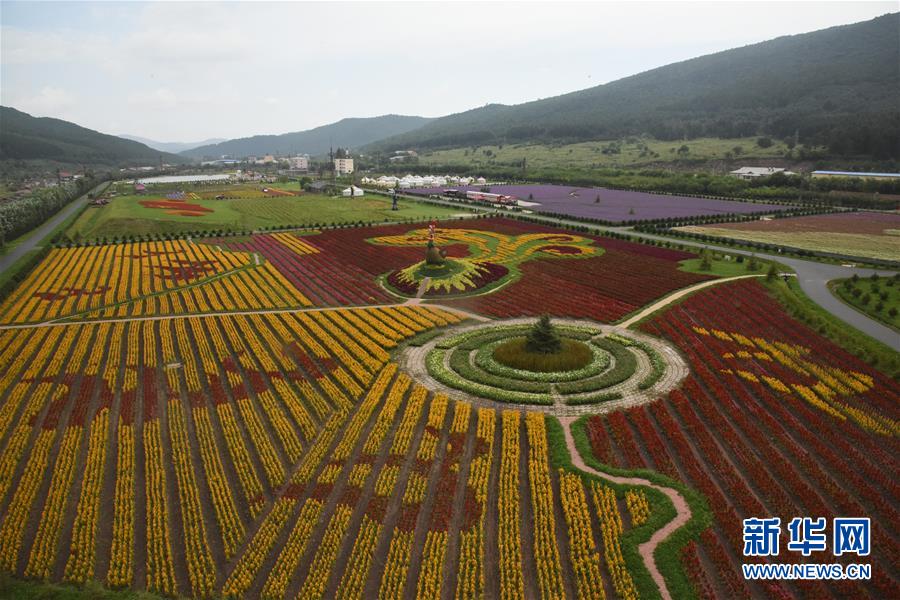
[729,167,795,180]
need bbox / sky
[1,1,895,143]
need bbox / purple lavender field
[409,184,786,222]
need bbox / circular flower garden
[400,317,689,415]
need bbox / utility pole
[329,145,336,192]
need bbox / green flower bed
[449,346,551,393]
[424,322,668,407]
[474,338,611,382]
[556,337,637,395]
[493,337,593,372]
[426,348,553,405]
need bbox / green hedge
[448,346,551,393]
[557,337,637,394]
[474,338,611,382]
[426,348,552,405]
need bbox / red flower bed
[583,279,900,598]
[443,246,709,322]
[140,199,213,214]
[228,233,397,306]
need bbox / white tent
[342,185,364,197]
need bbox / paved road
[605,227,899,351]
[389,192,899,350]
[0,181,108,274]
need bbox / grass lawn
[831,276,900,331]
[766,276,900,378]
[66,191,470,240]
[678,254,772,278]
[0,575,163,600]
[418,136,801,170]
[674,226,900,262]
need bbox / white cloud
[13,86,77,115]
[127,87,178,110]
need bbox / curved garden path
[558,415,690,600]
[618,273,764,327]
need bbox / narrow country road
[0,181,109,274]
[606,227,899,350]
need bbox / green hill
[0,106,184,167]
[368,14,899,159]
[182,114,434,159]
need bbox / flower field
[585,278,900,598]
[0,303,661,599]
[676,211,900,261]
[408,183,785,223]
[370,227,599,297]
[443,236,711,322]
[1,215,897,599]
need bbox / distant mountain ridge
[182,115,434,159]
[0,106,185,167]
[120,135,227,154]
[367,14,900,158]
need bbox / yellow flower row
[525,412,566,599]
[260,499,323,599]
[333,366,396,462]
[168,400,217,597]
[363,375,411,454]
[235,396,285,487]
[108,422,135,587]
[416,530,449,599]
[26,426,83,579]
[144,420,177,595]
[558,471,606,600]
[216,402,266,517]
[456,408,496,599]
[222,499,294,598]
[0,429,55,571]
[591,482,639,600]
[625,488,651,527]
[390,387,427,455]
[297,504,353,599]
[65,408,110,583]
[312,311,385,373]
[417,394,449,462]
[499,410,524,600]
[295,373,411,597]
[335,515,382,600]
[271,232,320,255]
[379,530,414,599]
[192,405,244,558]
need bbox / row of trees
[0,175,98,247]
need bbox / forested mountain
[0,107,184,166]
[119,134,226,154]
[368,14,900,158]
[182,115,434,159]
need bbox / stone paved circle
[398,318,690,416]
